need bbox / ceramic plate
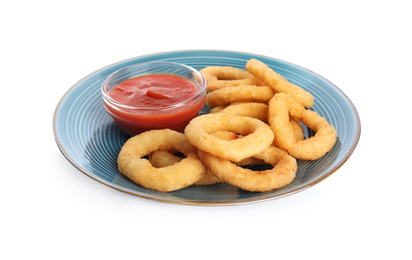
[53,50,361,205]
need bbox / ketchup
[104,74,206,136]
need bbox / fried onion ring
[206,85,274,108]
[213,102,305,140]
[268,93,337,160]
[210,130,266,166]
[200,66,264,91]
[117,129,205,191]
[198,146,297,192]
[215,102,269,122]
[149,150,223,186]
[184,113,274,162]
[246,59,314,108]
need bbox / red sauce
[104,74,205,135]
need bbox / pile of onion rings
[116,59,337,193]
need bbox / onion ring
[117,129,205,191]
[214,102,269,122]
[198,146,297,192]
[206,85,274,108]
[210,130,266,166]
[149,150,223,186]
[184,113,274,162]
[213,102,305,140]
[200,66,264,91]
[246,59,314,108]
[268,93,337,160]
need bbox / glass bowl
[101,61,207,136]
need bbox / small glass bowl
[102,61,207,136]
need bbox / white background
[2,0,411,259]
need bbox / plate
[53,50,361,205]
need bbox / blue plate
[53,50,361,205]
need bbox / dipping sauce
[103,73,206,136]
[110,75,199,108]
